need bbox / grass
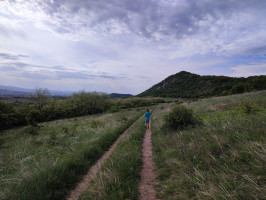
[152,91,266,199]
[185,90,266,113]
[79,111,147,200]
[0,109,143,200]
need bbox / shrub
[24,125,39,135]
[89,120,104,128]
[163,105,198,130]
[238,101,259,114]
[26,109,41,126]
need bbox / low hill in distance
[138,71,266,98]
[109,93,133,99]
[0,85,133,99]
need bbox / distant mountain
[0,85,73,97]
[138,71,266,98]
[0,85,133,98]
[0,89,30,97]
[109,93,133,99]
[0,85,33,93]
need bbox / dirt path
[66,120,138,200]
[138,123,158,200]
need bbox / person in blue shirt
[144,108,151,129]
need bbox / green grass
[79,112,147,200]
[0,109,142,200]
[152,91,266,199]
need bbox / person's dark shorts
[145,118,150,123]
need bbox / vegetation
[0,89,163,131]
[0,109,142,200]
[138,71,266,98]
[151,91,266,199]
[80,113,147,200]
[109,93,133,99]
[163,104,199,130]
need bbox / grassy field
[79,111,147,200]
[0,109,142,200]
[152,91,266,199]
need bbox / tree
[30,88,52,111]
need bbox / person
[144,108,151,129]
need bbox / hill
[138,71,266,98]
[109,93,133,98]
[0,85,73,98]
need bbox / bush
[26,109,41,126]
[24,125,39,135]
[89,120,104,128]
[163,105,198,130]
[237,101,259,114]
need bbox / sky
[0,0,266,94]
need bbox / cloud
[231,63,266,77]
[0,52,29,60]
[0,0,266,93]
[0,61,124,80]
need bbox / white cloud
[0,0,266,93]
[231,63,266,77]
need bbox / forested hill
[138,71,266,98]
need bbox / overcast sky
[1,0,266,94]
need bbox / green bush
[26,109,41,126]
[89,120,104,128]
[24,125,39,135]
[238,101,259,114]
[163,105,198,130]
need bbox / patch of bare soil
[66,121,137,200]
[138,125,158,200]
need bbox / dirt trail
[139,123,158,200]
[66,120,138,200]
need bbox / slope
[138,71,266,98]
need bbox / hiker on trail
[144,108,151,129]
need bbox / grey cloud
[0,23,27,39]
[36,0,264,39]
[0,61,124,80]
[0,53,29,60]
[244,45,266,55]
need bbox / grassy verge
[0,109,142,200]
[79,112,147,200]
[152,92,266,199]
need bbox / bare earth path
[66,120,139,200]
[139,123,158,200]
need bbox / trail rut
[138,123,158,200]
[66,119,138,200]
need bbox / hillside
[1,91,265,199]
[138,71,266,98]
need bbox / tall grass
[152,91,266,199]
[0,109,142,200]
[79,112,147,200]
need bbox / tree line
[0,88,164,131]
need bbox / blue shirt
[145,112,151,119]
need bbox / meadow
[79,113,147,200]
[0,109,142,200]
[0,90,265,200]
[152,91,266,199]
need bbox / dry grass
[152,91,266,200]
[0,109,142,200]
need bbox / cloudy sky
[0,0,266,94]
